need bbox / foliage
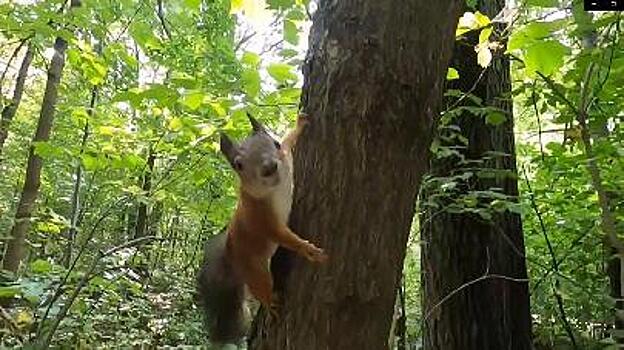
[0,0,622,348]
[0,0,308,347]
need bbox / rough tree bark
[248,1,462,349]
[420,1,532,349]
[2,1,81,273]
[0,44,35,160]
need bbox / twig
[576,62,624,256]
[235,30,257,52]
[37,236,158,349]
[156,0,171,39]
[36,197,129,337]
[0,38,28,90]
[531,82,545,161]
[423,249,529,322]
[522,166,578,349]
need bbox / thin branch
[443,67,489,114]
[576,62,624,255]
[531,82,545,161]
[423,249,529,322]
[522,167,578,349]
[156,0,171,40]
[38,236,158,349]
[0,38,28,90]
[235,30,257,52]
[36,197,129,337]
[536,72,578,116]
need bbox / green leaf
[267,0,295,10]
[286,8,306,20]
[456,11,491,37]
[508,22,551,51]
[81,154,106,171]
[479,27,492,44]
[0,286,20,298]
[184,0,201,10]
[267,63,297,83]
[141,85,179,106]
[170,72,199,89]
[283,20,299,45]
[485,111,507,126]
[280,48,299,58]
[526,0,558,7]
[242,51,261,67]
[447,67,460,80]
[30,259,53,274]
[230,0,244,13]
[130,21,162,50]
[241,68,261,98]
[182,91,205,110]
[33,142,64,159]
[169,117,184,131]
[524,41,569,76]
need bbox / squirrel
[196,113,328,346]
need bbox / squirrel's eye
[274,140,281,149]
[233,158,243,171]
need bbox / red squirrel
[196,113,327,345]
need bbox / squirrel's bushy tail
[196,232,248,345]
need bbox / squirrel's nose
[261,160,278,177]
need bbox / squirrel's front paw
[297,112,310,128]
[301,241,328,263]
[268,296,280,320]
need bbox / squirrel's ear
[219,132,239,168]
[247,112,266,134]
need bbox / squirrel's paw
[301,242,328,263]
[297,112,310,128]
[268,297,280,320]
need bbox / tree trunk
[420,1,533,349]
[62,88,97,268]
[0,44,35,160]
[2,35,71,272]
[248,1,462,349]
[135,150,155,239]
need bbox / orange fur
[224,114,327,313]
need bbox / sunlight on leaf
[524,40,569,76]
[267,63,297,83]
[476,43,492,68]
[446,67,460,80]
[182,91,205,110]
[456,11,491,37]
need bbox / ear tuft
[247,112,266,134]
[219,132,239,168]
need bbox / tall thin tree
[2,0,82,273]
[0,44,35,160]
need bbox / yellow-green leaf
[524,40,569,76]
[447,67,460,80]
[169,117,183,131]
[283,20,299,45]
[182,91,205,110]
[479,27,493,44]
[267,63,297,83]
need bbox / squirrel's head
[220,113,286,198]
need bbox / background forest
[0,0,622,349]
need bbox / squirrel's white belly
[267,155,294,257]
